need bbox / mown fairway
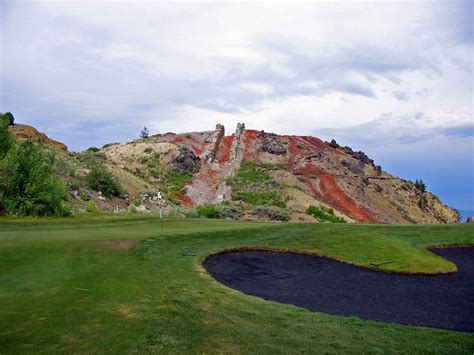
[1,216,473,353]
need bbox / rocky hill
[9,122,459,223]
[9,124,68,151]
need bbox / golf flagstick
[160,205,163,230]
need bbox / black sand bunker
[204,248,474,332]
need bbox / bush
[297,176,306,182]
[80,191,90,201]
[183,209,199,218]
[261,162,288,171]
[85,200,98,213]
[0,116,15,160]
[415,179,426,193]
[0,140,70,216]
[102,143,118,149]
[219,204,243,219]
[306,205,346,223]
[253,206,290,221]
[86,164,123,198]
[197,205,221,219]
[232,191,286,207]
[0,112,14,126]
[452,208,462,223]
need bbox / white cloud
[1,1,472,145]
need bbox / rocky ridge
[11,121,459,224]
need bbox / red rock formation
[9,124,68,151]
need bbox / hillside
[8,122,459,223]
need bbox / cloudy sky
[1,1,473,210]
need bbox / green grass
[160,172,193,202]
[231,160,270,183]
[1,217,473,353]
[307,205,347,223]
[229,161,286,207]
[232,191,286,207]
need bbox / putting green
[1,217,473,353]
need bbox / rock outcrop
[204,124,225,162]
[9,124,68,151]
[261,137,287,155]
[172,151,201,173]
[22,119,456,224]
[230,123,245,160]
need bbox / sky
[1,1,473,210]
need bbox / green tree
[0,114,15,160]
[140,126,149,139]
[0,112,15,126]
[415,179,426,193]
[1,139,70,216]
[86,164,123,198]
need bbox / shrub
[197,205,221,219]
[179,144,190,152]
[86,164,123,198]
[306,205,346,223]
[253,206,290,221]
[419,194,429,211]
[0,112,14,126]
[297,176,306,183]
[1,140,70,216]
[183,209,199,218]
[85,200,98,213]
[80,191,90,201]
[0,116,14,160]
[220,204,243,219]
[452,208,462,223]
[86,147,100,153]
[232,191,286,207]
[102,143,118,149]
[415,179,426,193]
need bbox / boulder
[172,151,201,173]
[137,204,149,213]
[261,138,287,155]
[328,139,339,148]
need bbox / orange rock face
[9,124,68,151]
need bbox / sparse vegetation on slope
[229,161,287,208]
[0,119,460,223]
[306,205,347,223]
[86,163,123,198]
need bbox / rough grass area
[0,218,473,353]
[229,161,287,207]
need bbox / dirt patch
[97,240,140,249]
